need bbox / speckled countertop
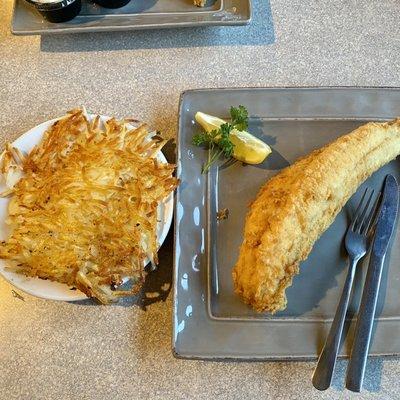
[1,0,400,399]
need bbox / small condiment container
[92,0,131,8]
[25,0,82,23]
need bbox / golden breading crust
[232,119,400,313]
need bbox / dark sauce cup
[25,0,82,23]
[92,0,131,8]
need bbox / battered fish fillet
[232,119,400,313]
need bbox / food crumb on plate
[145,291,160,299]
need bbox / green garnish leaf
[219,123,234,158]
[230,105,248,131]
[192,132,212,146]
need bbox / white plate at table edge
[0,114,174,302]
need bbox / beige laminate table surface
[1,0,400,399]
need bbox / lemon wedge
[195,111,271,165]
[194,112,226,133]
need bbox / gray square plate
[12,0,250,35]
[173,87,400,360]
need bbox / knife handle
[346,253,385,392]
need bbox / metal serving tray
[173,87,400,360]
[11,0,250,35]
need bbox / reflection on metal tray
[12,0,250,35]
[174,87,400,360]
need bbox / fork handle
[312,256,359,390]
[345,253,385,392]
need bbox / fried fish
[232,119,400,313]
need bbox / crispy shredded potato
[0,109,178,304]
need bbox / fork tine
[355,189,375,233]
[361,191,381,235]
[350,188,369,231]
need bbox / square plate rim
[11,0,251,35]
[173,86,400,360]
[179,85,400,97]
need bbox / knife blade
[371,174,399,257]
[346,174,399,392]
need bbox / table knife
[346,174,399,392]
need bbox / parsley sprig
[192,105,248,173]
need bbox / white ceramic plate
[0,115,174,302]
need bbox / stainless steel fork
[312,188,380,391]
